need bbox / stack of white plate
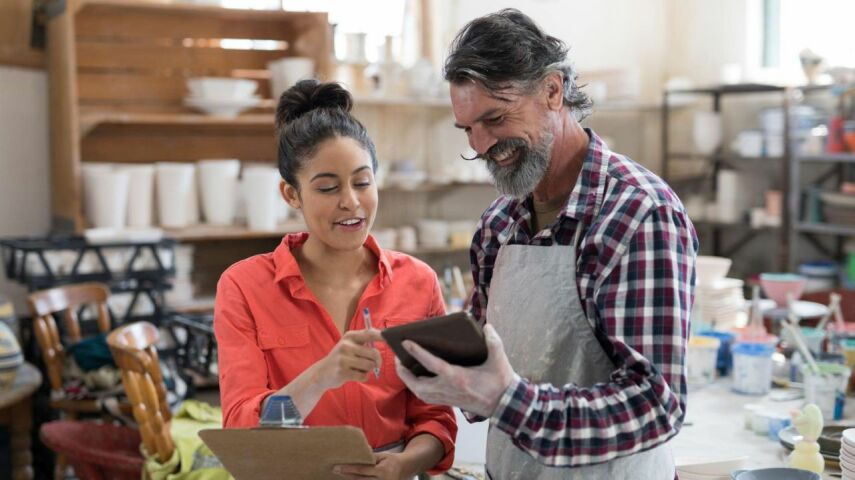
[676,456,748,480]
[693,278,746,330]
[184,77,261,118]
[840,429,855,479]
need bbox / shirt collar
[561,128,610,224]
[273,232,393,286]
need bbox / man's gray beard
[487,133,553,198]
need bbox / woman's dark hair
[444,9,592,120]
[275,79,377,188]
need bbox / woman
[214,80,456,479]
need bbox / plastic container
[798,261,839,293]
[782,326,825,355]
[688,336,721,385]
[732,342,776,395]
[801,362,850,420]
[697,330,736,375]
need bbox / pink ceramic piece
[759,273,807,307]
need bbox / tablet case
[381,311,488,377]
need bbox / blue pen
[362,307,380,378]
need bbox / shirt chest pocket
[257,324,312,382]
[257,324,310,350]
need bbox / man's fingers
[394,357,419,385]
[483,323,504,352]
[402,339,450,376]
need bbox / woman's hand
[313,329,384,390]
[334,452,411,480]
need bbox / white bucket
[688,336,721,386]
[242,167,282,231]
[198,159,241,225]
[801,362,850,420]
[732,342,775,395]
[156,163,196,228]
[117,164,155,227]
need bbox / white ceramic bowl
[184,96,261,118]
[187,77,258,100]
[696,256,732,286]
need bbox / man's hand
[334,451,410,480]
[394,324,515,418]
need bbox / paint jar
[688,336,721,386]
[732,342,776,395]
[801,362,850,420]
[697,330,736,375]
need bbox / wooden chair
[107,321,174,465]
[27,282,114,417]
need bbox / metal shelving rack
[789,152,855,271]
[662,83,830,271]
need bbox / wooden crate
[48,0,332,231]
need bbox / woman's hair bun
[275,79,353,127]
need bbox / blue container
[697,330,736,376]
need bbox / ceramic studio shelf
[164,221,306,242]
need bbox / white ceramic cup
[81,163,114,227]
[268,57,315,100]
[117,164,155,227]
[693,111,722,155]
[242,167,282,231]
[87,170,130,229]
[156,163,196,228]
[198,159,241,225]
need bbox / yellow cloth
[142,400,232,480]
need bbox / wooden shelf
[379,181,495,193]
[77,0,326,24]
[164,221,306,242]
[78,92,451,136]
[353,95,452,109]
[80,110,276,136]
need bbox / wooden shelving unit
[47,0,332,231]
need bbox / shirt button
[277,337,284,345]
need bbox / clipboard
[199,426,375,480]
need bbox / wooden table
[0,363,43,480]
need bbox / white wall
[0,66,51,311]
[435,0,669,100]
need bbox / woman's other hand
[334,451,411,480]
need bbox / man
[395,9,698,480]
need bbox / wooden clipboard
[199,426,375,480]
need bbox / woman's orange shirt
[214,233,456,472]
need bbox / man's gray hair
[444,9,592,121]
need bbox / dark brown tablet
[380,311,488,377]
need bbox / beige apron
[484,225,675,479]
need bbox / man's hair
[444,8,592,120]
